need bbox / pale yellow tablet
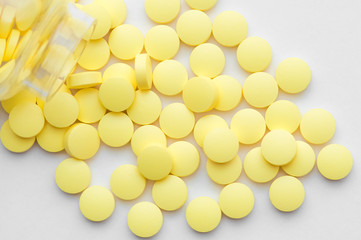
[131,125,167,156]
[159,103,195,139]
[15,0,41,31]
[78,38,110,71]
[168,141,200,177]
[1,89,36,113]
[206,155,242,185]
[317,144,353,180]
[82,3,111,40]
[4,29,20,61]
[193,115,228,147]
[74,88,106,124]
[94,0,127,28]
[103,63,137,89]
[36,122,67,153]
[145,0,180,24]
[265,100,301,133]
[237,36,272,73]
[0,38,5,65]
[152,175,188,211]
[0,120,35,153]
[67,71,102,89]
[0,5,16,38]
[13,30,32,59]
[185,0,218,11]
[190,43,225,78]
[282,141,315,177]
[135,53,153,90]
[269,176,305,212]
[0,59,15,84]
[213,75,243,111]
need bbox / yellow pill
[219,183,254,219]
[176,10,212,46]
[193,115,228,147]
[9,102,44,138]
[145,0,180,24]
[128,202,163,238]
[152,175,187,211]
[300,108,336,145]
[131,125,167,156]
[261,129,297,166]
[108,24,144,60]
[64,123,100,160]
[186,197,221,233]
[269,176,305,212]
[78,38,110,71]
[206,155,242,185]
[67,71,102,89]
[159,103,195,139]
[190,43,225,78]
[1,89,36,113]
[244,147,279,183]
[0,38,5,65]
[168,141,200,177]
[99,77,135,112]
[94,0,127,28]
[82,3,111,40]
[243,72,278,108]
[79,186,115,222]
[98,112,134,148]
[3,29,20,61]
[265,100,301,133]
[110,164,146,200]
[145,25,179,61]
[153,59,188,96]
[13,30,32,59]
[15,0,41,31]
[237,36,272,73]
[276,58,311,94]
[36,122,67,153]
[137,145,173,180]
[135,53,153,90]
[74,88,106,124]
[0,120,35,153]
[282,141,316,177]
[317,144,353,180]
[185,0,217,11]
[127,90,162,125]
[230,108,266,145]
[43,92,79,128]
[0,59,15,85]
[103,63,137,89]
[213,75,243,111]
[213,11,248,47]
[182,76,218,113]
[55,158,91,194]
[37,83,71,109]
[0,5,15,39]
[204,128,239,163]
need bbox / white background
[1,0,361,239]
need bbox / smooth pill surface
[13,30,32,59]
[82,3,111,40]
[103,63,137,89]
[0,5,15,38]
[131,125,167,156]
[317,144,353,180]
[207,155,242,185]
[185,0,218,11]
[15,0,40,31]
[78,38,110,71]
[0,59,15,84]
[193,115,228,147]
[74,88,106,124]
[0,120,35,153]
[135,53,153,90]
[67,71,102,89]
[168,141,200,177]
[1,89,36,113]
[0,39,5,65]
[36,122,67,153]
[94,0,127,28]
[265,100,301,133]
[4,29,20,61]
[213,75,242,111]
[145,0,180,24]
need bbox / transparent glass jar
[0,0,94,100]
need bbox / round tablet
[145,25,180,61]
[237,36,272,73]
[67,71,102,89]
[15,0,39,31]
[269,176,305,212]
[317,144,353,180]
[4,29,20,61]
[213,75,243,111]
[128,202,163,238]
[282,141,315,177]
[110,164,146,200]
[153,60,188,96]
[168,141,200,177]
[36,122,67,153]
[43,92,79,128]
[74,88,106,124]
[152,175,188,211]
[99,77,135,112]
[190,43,225,78]
[193,115,228,147]
[176,10,212,46]
[1,89,36,113]
[203,128,239,163]
[243,72,278,108]
[219,183,254,219]
[64,123,100,160]
[145,0,180,24]
[182,77,218,113]
[261,129,297,166]
[186,197,221,233]
[137,145,173,180]
[0,120,35,153]
[276,58,311,94]
[0,5,15,38]
[127,90,162,125]
[94,0,127,28]
[185,0,217,11]
[230,108,266,145]
[135,53,153,90]
[109,24,144,60]
[244,147,279,183]
[103,63,137,89]
[55,158,91,194]
[300,108,336,145]
[0,59,15,85]
[131,125,167,156]
[206,155,242,185]
[82,3,111,40]
[79,186,115,222]
[98,112,134,147]
[78,38,110,71]
[159,103,195,139]
[213,11,248,47]
[8,102,44,138]
[265,100,301,133]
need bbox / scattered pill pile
[0,0,354,238]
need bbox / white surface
[1,0,361,239]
